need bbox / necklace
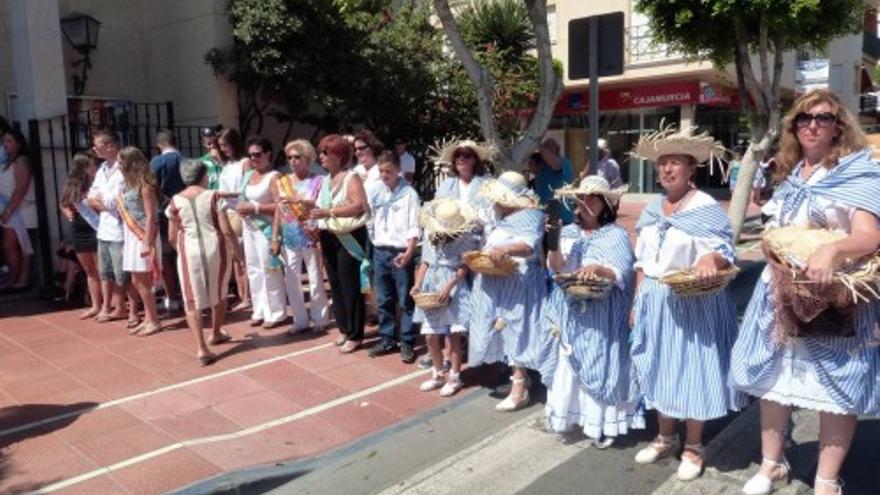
[665,188,694,216]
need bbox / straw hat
[554,176,628,206]
[420,197,478,236]
[480,171,540,209]
[435,139,497,168]
[631,123,727,164]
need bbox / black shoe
[368,340,397,358]
[400,343,416,364]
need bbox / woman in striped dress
[538,176,643,448]
[469,171,546,412]
[629,128,747,481]
[412,198,481,397]
[167,159,235,366]
[731,90,880,495]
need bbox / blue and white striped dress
[730,150,880,415]
[435,176,493,227]
[469,207,547,369]
[631,191,747,420]
[414,229,482,333]
[537,224,644,438]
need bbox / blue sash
[774,149,880,227]
[240,170,284,272]
[77,199,100,231]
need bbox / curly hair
[774,89,867,182]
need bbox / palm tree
[458,0,535,62]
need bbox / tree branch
[509,0,563,170]
[758,14,771,109]
[433,0,498,143]
[770,32,784,123]
[733,15,766,115]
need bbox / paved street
[7,196,874,495]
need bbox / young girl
[118,146,162,336]
[59,152,103,318]
[412,198,480,396]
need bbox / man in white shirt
[86,129,130,320]
[366,151,420,363]
[394,137,416,183]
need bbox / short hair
[377,150,400,168]
[246,136,273,154]
[318,134,353,165]
[217,128,244,160]
[353,129,384,155]
[179,159,207,186]
[93,128,120,147]
[156,129,177,148]
[284,139,316,164]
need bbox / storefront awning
[554,81,740,115]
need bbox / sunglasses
[794,112,837,129]
[354,145,369,152]
[248,151,265,159]
[454,152,475,160]
[287,153,302,160]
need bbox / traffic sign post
[568,12,624,174]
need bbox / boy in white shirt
[366,151,421,363]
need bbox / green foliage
[634,0,863,67]
[458,0,535,62]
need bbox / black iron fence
[24,101,196,285]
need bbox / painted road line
[26,368,431,495]
[376,410,587,495]
[0,342,335,439]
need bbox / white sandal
[742,457,790,494]
[495,376,530,412]
[419,369,447,392]
[440,372,464,397]
[634,433,678,464]
[677,443,704,481]
[814,475,843,495]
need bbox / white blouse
[634,191,728,279]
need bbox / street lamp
[60,13,101,96]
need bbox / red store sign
[555,81,738,115]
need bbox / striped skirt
[468,263,547,370]
[631,278,747,420]
[730,273,880,416]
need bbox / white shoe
[419,369,446,392]
[592,436,615,450]
[634,434,678,464]
[676,443,704,481]
[814,475,843,495]
[495,376,530,412]
[742,457,790,494]
[440,373,463,397]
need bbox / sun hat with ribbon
[479,170,540,209]
[631,122,729,177]
[420,197,479,236]
[554,175,629,207]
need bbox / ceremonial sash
[240,170,284,272]
[116,191,161,284]
[76,199,100,231]
[318,175,371,293]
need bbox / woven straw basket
[763,226,880,304]
[553,273,613,300]
[660,266,740,297]
[463,251,518,276]
[413,293,448,309]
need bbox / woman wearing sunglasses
[731,89,880,495]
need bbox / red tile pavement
[0,195,765,495]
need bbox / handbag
[319,173,370,234]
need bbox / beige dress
[165,190,231,312]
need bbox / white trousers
[242,223,286,323]
[282,245,329,328]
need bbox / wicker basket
[553,273,613,300]
[763,226,880,304]
[463,251,518,276]
[413,292,448,309]
[660,266,740,297]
